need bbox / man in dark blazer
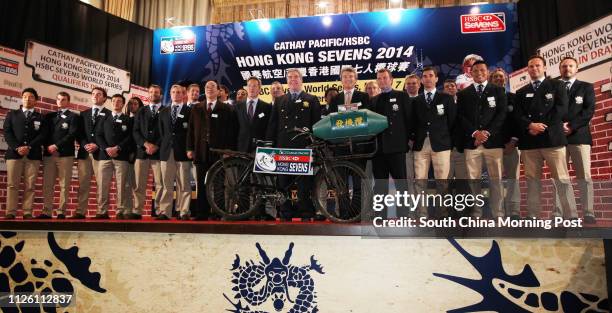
[158,84,192,220]
[370,68,412,217]
[553,56,596,224]
[457,60,507,219]
[514,55,576,219]
[187,80,238,220]
[131,84,164,219]
[40,91,78,219]
[75,87,111,219]
[95,94,134,219]
[411,67,456,218]
[235,77,273,220]
[490,68,521,219]
[3,88,45,219]
[236,77,272,153]
[266,68,321,222]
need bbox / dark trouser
[372,152,408,216]
[278,175,315,219]
[194,151,220,219]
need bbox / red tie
[207,103,213,115]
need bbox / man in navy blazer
[3,88,45,219]
[457,60,507,218]
[40,91,78,219]
[553,57,596,224]
[513,55,577,219]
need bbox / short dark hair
[125,96,144,115]
[188,83,200,91]
[528,55,547,66]
[443,79,456,85]
[204,80,219,89]
[560,56,578,65]
[111,94,125,103]
[92,87,107,98]
[247,76,262,87]
[422,66,438,77]
[219,85,229,94]
[324,87,339,98]
[22,87,38,99]
[376,68,393,78]
[148,84,162,92]
[57,91,70,101]
[471,60,487,68]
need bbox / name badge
[390,98,397,103]
[295,99,302,103]
[545,93,553,100]
[33,120,41,130]
[61,114,67,119]
[212,114,218,118]
[177,113,184,118]
[99,112,106,116]
[115,119,123,123]
[487,97,495,101]
[575,96,583,104]
[258,112,265,118]
[488,99,496,108]
[436,104,445,115]
[526,93,534,98]
[182,122,188,129]
[61,122,69,129]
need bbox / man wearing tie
[457,60,507,219]
[412,67,456,218]
[187,80,238,220]
[266,68,321,222]
[554,56,596,224]
[370,69,412,217]
[96,94,134,219]
[76,87,111,219]
[514,55,577,219]
[40,92,78,219]
[329,66,370,113]
[270,81,285,106]
[158,85,192,220]
[4,88,45,219]
[132,84,163,219]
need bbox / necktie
[291,93,298,102]
[171,105,178,124]
[533,80,541,90]
[426,92,433,104]
[344,91,352,105]
[565,81,571,91]
[93,108,99,122]
[207,103,213,115]
[25,110,31,120]
[477,84,484,97]
[247,100,254,119]
[151,105,157,115]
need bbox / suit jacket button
[427,122,430,126]
[528,115,531,118]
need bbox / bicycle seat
[256,140,274,147]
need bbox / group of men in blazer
[3,54,597,224]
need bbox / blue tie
[426,92,432,104]
[533,80,541,90]
[171,105,178,124]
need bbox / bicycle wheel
[313,160,371,223]
[206,157,264,220]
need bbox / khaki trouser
[553,144,593,218]
[448,148,468,180]
[125,162,135,212]
[522,147,577,218]
[42,156,74,215]
[98,159,130,215]
[77,154,100,215]
[160,151,192,217]
[134,158,163,215]
[6,158,40,215]
[413,137,451,217]
[405,150,416,195]
[465,146,504,218]
[503,147,521,216]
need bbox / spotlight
[470,6,480,14]
[322,15,332,27]
[388,9,401,24]
[257,19,271,32]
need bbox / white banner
[508,66,530,93]
[537,14,612,78]
[24,41,131,96]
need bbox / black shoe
[313,214,327,222]
[208,216,220,221]
[93,213,110,220]
[69,213,86,219]
[280,217,292,222]
[57,214,66,220]
[300,217,313,222]
[115,213,125,220]
[510,214,520,220]
[259,214,276,221]
[4,214,15,220]
[584,216,596,225]
[155,214,169,220]
[180,215,190,221]
[126,213,142,220]
[191,216,207,221]
[36,214,52,219]
[23,214,33,219]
